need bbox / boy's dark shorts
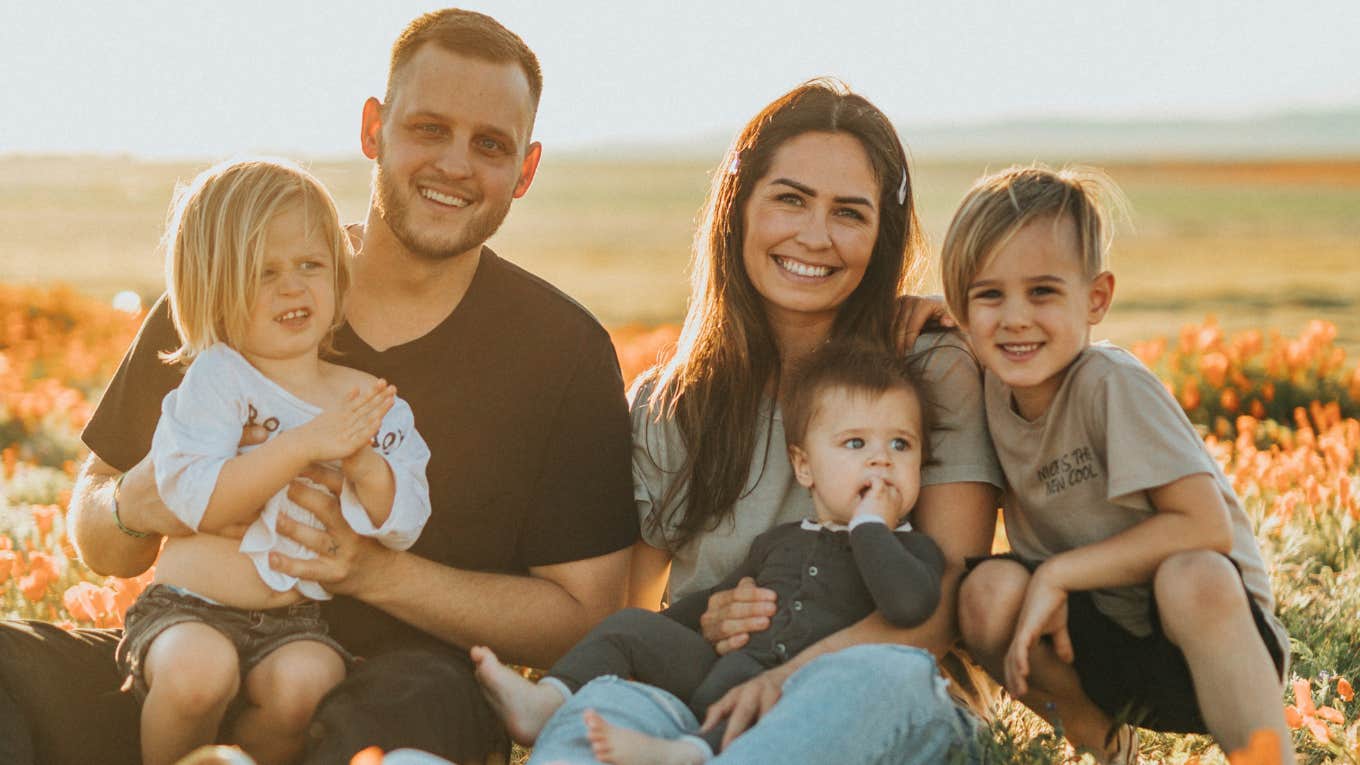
[965,552,1286,733]
[115,584,350,702]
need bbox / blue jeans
[528,644,980,764]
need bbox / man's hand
[1004,566,1074,697]
[699,577,777,655]
[894,294,955,354]
[270,464,396,595]
[700,663,794,748]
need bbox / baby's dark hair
[783,342,927,458]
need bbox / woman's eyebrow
[771,178,875,209]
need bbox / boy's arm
[1003,472,1232,694]
[1031,472,1232,593]
[341,447,396,528]
[849,523,944,627]
[195,433,318,532]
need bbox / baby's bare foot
[470,645,564,746]
[583,708,707,765]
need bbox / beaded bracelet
[112,472,153,539]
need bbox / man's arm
[272,473,629,667]
[67,454,181,578]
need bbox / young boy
[942,165,1293,764]
[470,342,944,765]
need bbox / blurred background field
[3,154,1358,357]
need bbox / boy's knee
[145,626,240,715]
[253,647,345,729]
[154,659,240,718]
[957,560,1029,649]
[1154,551,1246,641]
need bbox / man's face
[364,45,541,261]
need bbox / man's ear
[788,445,814,489]
[1087,271,1115,325]
[513,141,542,199]
[360,97,384,161]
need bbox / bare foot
[470,645,564,746]
[583,708,707,765]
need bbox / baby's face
[789,386,923,525]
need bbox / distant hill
[569,107,1360,162]
[898,107,1360,160]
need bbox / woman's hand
[894,294,955,354]
[270,464,396,595]
[699,577,777,655]
[1004,566,1074,697]
[700,662,796,747]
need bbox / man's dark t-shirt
[83,249,639,657]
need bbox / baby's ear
[788,445,814,489]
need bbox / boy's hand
[292,380,395,463]
[1004,569,1074,697]
[854,476,902,525]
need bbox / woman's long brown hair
[639,78,926,549]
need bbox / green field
[3,154,1357,353]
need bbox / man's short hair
[386,8,543,112]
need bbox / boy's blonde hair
[160,158,353,366]
[941,164,1127,324]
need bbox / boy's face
[788,386,923,526]
[240,204,338,370]
[961,214,1114,420]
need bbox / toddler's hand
[294,380,395,463]
[854,476,902,524]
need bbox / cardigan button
[807,565,818,576]
[792,600,804,611]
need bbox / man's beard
[371,161,512,261]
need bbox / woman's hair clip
[728,154,741,175]
[897,168,908,205]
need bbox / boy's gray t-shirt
[985,342,1287,656]
[634,331,1005,601]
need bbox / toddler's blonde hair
[941,164,1128,325]
[160,158,352,366]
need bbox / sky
[4,0,1358,159]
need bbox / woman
[529,79,1004,764]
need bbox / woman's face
[741,131,880,337]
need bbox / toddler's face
[961,214,1113,420]
[239,204,338,368]
[789,386,923,526]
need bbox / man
[0,9,637,764]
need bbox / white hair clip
[897,168,908,205]
[728,154,741,175]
